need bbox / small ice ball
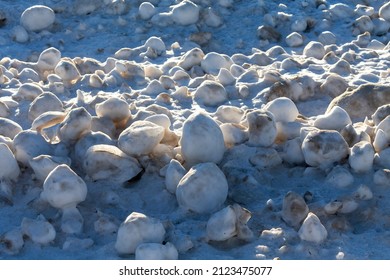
[246,109,277,147]
[285,32,304,47]
[379,2,390,22]
[314,106,352,131]
[318,31,336,45]
[264,97,299,123]
[302,130,349,169]
[115,212,165,255]
[176,162,228,214]
[349,141,374,173]
[303,41,325,60]
[171,0,200,26]
[11,25,29,43]
[194,80,228,107]
[298,212,327,243]
[180,112,225,166]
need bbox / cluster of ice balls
[258,1,390,51]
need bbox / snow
[1,0,390,262]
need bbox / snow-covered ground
[1,0,390,260]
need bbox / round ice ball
[176,162,228,214]
[21,5,55,32]
[180,112,225,166]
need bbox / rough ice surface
[2,0,390,262]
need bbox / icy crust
[2,0,390,260]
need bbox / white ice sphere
[171,0,200,26]
[320,73,348,98]
[206,205,236,241]
[83,144,142,183]
[73,131,114,164]
[318,31,336,45]
[291,18,307,32]
[41,164,87,210]
[201,52,233,75]
[144,36,166,56]
[0,143,20,181]
[194,80,228,107]
[145,114,171,130]
[282,138,305,165]
[282,191,309,228]
[302,130,349,169]
[285,32,303,47]
[139,2,156,20]
[367,40,385,50]
[314,106,352,131]
[29,155,71,182]
[0,117,22,139]
[220,123,248,147]
[204,7,223,27]
[18,68,39,83]
[95,97,130,126]
[54,59,81,84]
[214,105,244,124]
[135,242,178,260]
[28,92,63,121]
[326,166,354,188]
[13,130,53,166]
[21,5,55,32]
[165,159,186,194]
[217,68,235,86]
[178,48,204,70]
[298,212,327,244]
[58,107,92,144]
[21,216,56,245]
[329,3,354,20]
[118,120,165,157]
[176,162,228,214]
[379,2,390,22]
[14,83,44,101]
[356,15,374,33]
[11,25,29,43]
[115,212,165,255]
[372,105,390,126]
[180,112,225,166]
[264,97,299,123]
[37,47,61,73]
[246,109,277,147]
[376,116,390,139]
[373,129,388,153]
[349,141,374,173]
[303,41,325,60]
